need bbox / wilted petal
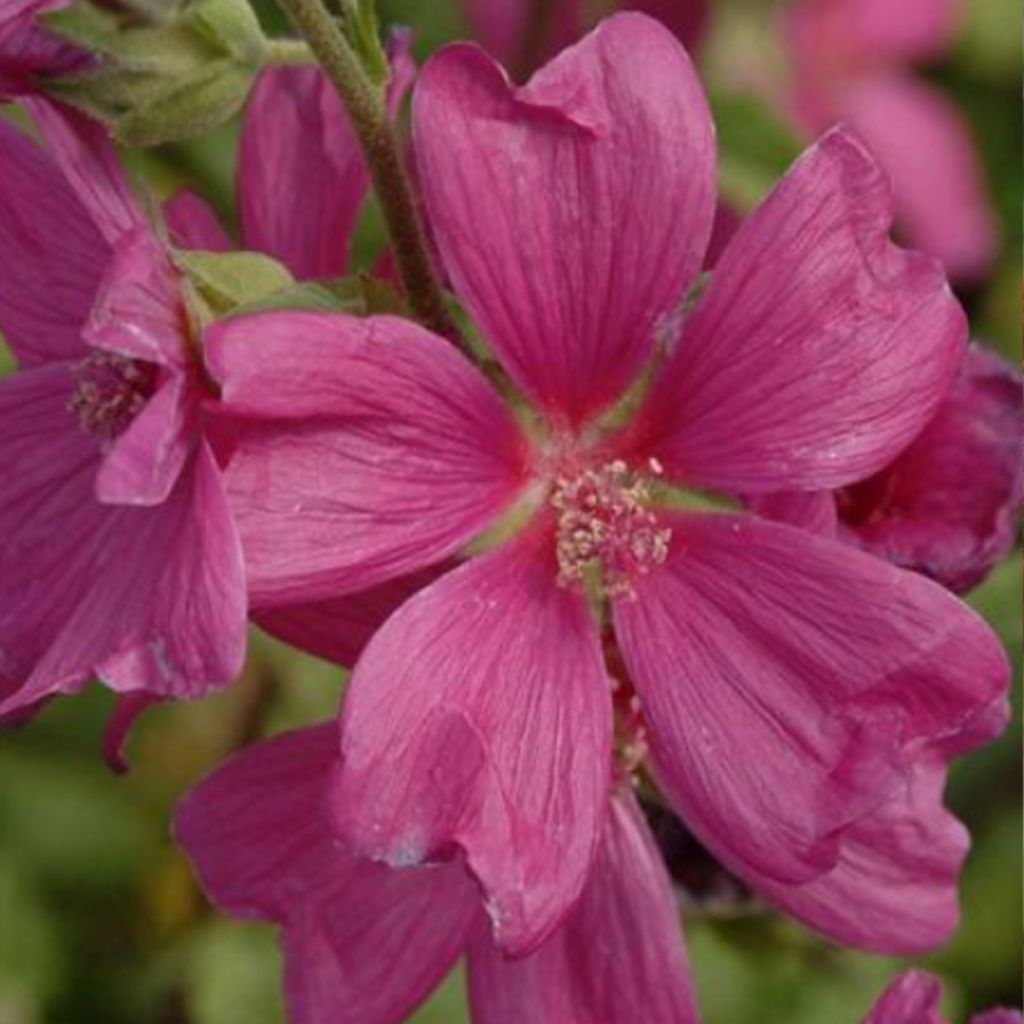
[836,74,996,280]
[176,725,477,1024]
[254,565,449,668]
[207,311,529,605]
[837,345,1022,593]
[164,190,233,252]
[468,787,700,1024]
[330,536,612,956]
[414,13,716,423]
[612,514,1009,885]
[0,115,104,366]
[631,127,967,493]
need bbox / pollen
[551,459,671,600]
[68,351,156,446]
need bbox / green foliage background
[0,0,1020,1021]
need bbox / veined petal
[176,725,477,1024]
[164,190,233,252]
[612,514,1009,885]
[254,565,449,668]
[414,12,716,424]
[330,536,612,956]
[836,345,1022,593]
[1,442,246,714]
[238,66,369,279]
[0,115,105,366]
[207,311,529,605]
[836,73,997,281]
[467,787,700,1024]
[863,971,946,1024]
[631,127,967,493]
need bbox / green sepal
[226,274,411,320]
[176,250,295,322]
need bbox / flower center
[551,459,671,599]
[68,352,156,445]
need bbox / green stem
[273,0,457,339]
[264,38,316,65]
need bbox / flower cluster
[0,2,1019,1022]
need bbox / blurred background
[0,0,1020,1021]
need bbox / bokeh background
[0,0,1020,1021]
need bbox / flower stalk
[274,0,456,338]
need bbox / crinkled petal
[207,311,529,605]
[863,970,946,1024]
[612,514,1009,886]
[330,536,612,956]
[836,73,996,280]
[414,13,716,423]
[24,98,143,245]
[164,190,233,252]
[836,345,1022,593]
[239,66,369,279]
[0,441,247,714]
[176,725,477,1024]
[467,787,700,1024]
[95,374,196,507]
[84,226,189,369]
[0,115,104,366]
[630,127,967,493]
[254,565,449,668]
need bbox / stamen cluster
[68,351,156,445]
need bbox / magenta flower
[864,970,1022,1024]
[786,0,997,280]
[207,14,1007,956]
[0,101,245,723]
[176,724,702,1024]
[0,0,87,98]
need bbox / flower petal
[863,970,946,1024]
[329,536,612,956]
[176,725,477,1024]
[207,311,529,605]
[836,345,1022,593]
[414,12,716,423]
[467,787,700,1024]
[836,73,996,281]
[0,0,86,98]
[164,190,233,252]
[254,564,449,668]
[627,0,709,51]
[612,514,1009,885]
[631,127,967,493]
[0,441,246,714]
[0,115,104,366]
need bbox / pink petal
[329,536,612,956]
[24,98,143,246]
[467,786,700,1024]
[414,12,716,424]
[630,127,967,493]
[612,514,1009,886]
[460,0,583,70]
[835,73,997,281]
[207,311,528,605]
[238,66,369,280]
[102,691,158,773]
[746,490,838,536]
[84,226,189,369]
[863,971,946,1024]
[627,0,710,52]
[95,374,196,507]
[0,115,104,366]
[0,0,86,97]
[254,564,449,668]
[836,345,1023,593]
[164,190,233,252]
[973,1013,1024,1024]
[176,725,477,1024]
[1,441,247,715]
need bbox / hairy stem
[273,0,456,338]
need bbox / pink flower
[0,101,245,725]
[462,0,708,72]
[0,0,87,98]
[207,14,1007,956]
[864,970,1022,1024]
[175,724,702,1024]
[785,0,997,280]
